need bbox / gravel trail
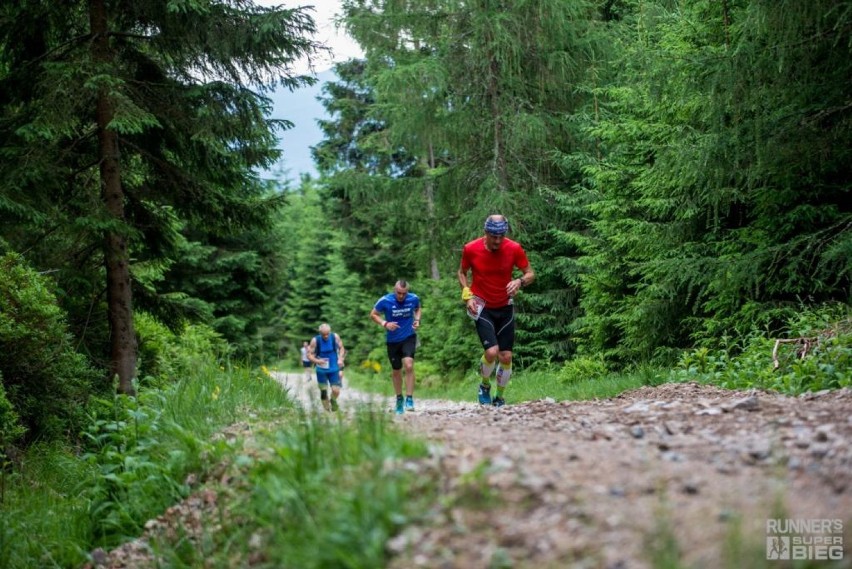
[92,373,852,568]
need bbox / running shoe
[492,396,506,408]
[405,396,414,411]
[478,383,492,405]
[395,396,404,415]
[330,398,339,412]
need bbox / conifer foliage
[0,0,320,393]
[0,0,849,425]
[567,0,852,362]
[312,0,849,369]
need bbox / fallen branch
[772,337,818,369]
[771,323,845,370]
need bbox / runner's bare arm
[457,264,470,290]
[457,263,478,312]
[336,334,346,363]
[308,338,319,364]
[508,265,536,296]
[370,307,387,328]
[519,264,535,286]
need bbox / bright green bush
[135,311,178,385]
[136,311,230,387]
[173,321,230,372]
[0,253,98,444]
[559,354,609,384]
[415,278,483,380]
[0,377,25,452]
[671,303,851,395]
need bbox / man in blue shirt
[307,323,346,412]
[370,280,422,414]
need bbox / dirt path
[280,372,852,568]
[393,383,852,568]
[94,374,852,568]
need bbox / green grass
[0,362,438,568]
[344,364,658,405]
[0,444,94,568]
[149,409,434,568]
[0,362,277,567]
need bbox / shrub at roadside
[0,253,99,445]
[0,378,25,451]
[0,361,292,568]
[135,311,230,387]
[559,354,609,384]
[672,303,851,395]
[148,410,436,568]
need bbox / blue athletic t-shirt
[374,292,421,343]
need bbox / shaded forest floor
[94,374,852,568]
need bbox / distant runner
[300,340,312,380]
[308,323,346,412]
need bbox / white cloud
[257,0,363,74]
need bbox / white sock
[480,355,496,381]
[496,362,512,388]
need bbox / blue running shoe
[395,396,404,415]
[492,396,506,408]
[478,383,492,405]
[405,396,414,411]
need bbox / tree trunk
[488,56,508,192]
[90,0,137,395]
[425,142,440,280]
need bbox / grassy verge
[344,364,659,405]
[0,363,435,568]
[345,304,851,403]
[149,408,434,568]
[0,362,289,568]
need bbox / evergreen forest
[0,0,850,566]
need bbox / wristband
[382,321,388,328]
[461,287,474,301]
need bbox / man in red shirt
[457,214,535,407]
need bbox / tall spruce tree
[0,1,319,393]
[336,0,600,362]
[275,184,335,353]
[313,59,421,291]
[570,0,851,362]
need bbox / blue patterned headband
[484,217,509,235]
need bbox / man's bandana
[484,218,509,235]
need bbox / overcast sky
[259,0,364,74]
[253,1,363,180]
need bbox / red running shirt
[461,237,530,308]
